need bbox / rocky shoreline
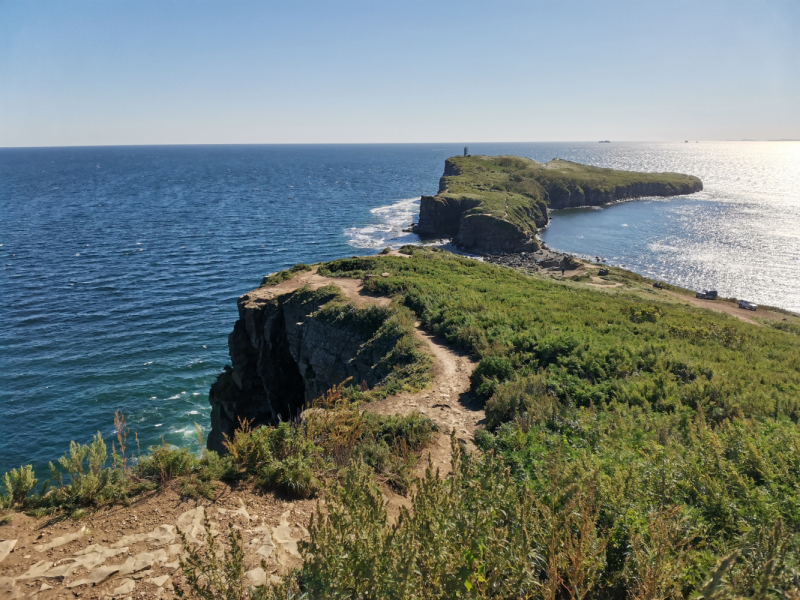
[481,246,584,272]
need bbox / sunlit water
[538,142,800,313]
[1,142,798,474]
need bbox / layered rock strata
[207,286,393,453]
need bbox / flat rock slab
[115,548,169,576]
[247,524,275,560]
[176,506,207,546]
[147,574,170,587]
[245,567,267,587]
[111,524,175,548]
[111,578,135,595]
[272,510,308,571]
[17,560,53,580]
[0,540,17,564]
[0,577,16,592]
[66,564,120,588]
[34,526,86,552]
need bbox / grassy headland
[304,248,800,597]
[416,155,703,253]
[4,249,800,598]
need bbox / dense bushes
[1,405,438,511]
[224,421,322,498]
[352,250,800,422]
[2,465,36,507]
[261,435,800,599]
[295,250,800,597]
[0,430,236,513]
[223,390,438,496]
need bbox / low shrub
[2,465,36,507]
[260,455,319,499]
[224,421,325,498]
[223,393,437,496]
[484,374,556,429]
[139,443,196,484]
[260,263,313,287]
[470,355,514,398]
[625,304,663,323]
[44,432,130,508]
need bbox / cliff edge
[207,267,432,453]
[415,155,703,253]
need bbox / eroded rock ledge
[415,155,703,254]
[207,284,396,453]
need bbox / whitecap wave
[345,197,422,249]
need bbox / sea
[2,142,799,475]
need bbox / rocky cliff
[207,284,400,453]
[415,155,703,254]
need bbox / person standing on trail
[561,266,565,276]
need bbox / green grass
[297,248,800,597]
[430,154,702,238]
[322,250,800,424]
[9,248,800,597]
[260,263,312,287]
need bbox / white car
[738,300,758,311]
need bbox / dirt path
[0,268,483,597]
[586,275,623,288]
[366,327,482,475]
[259,268,483,509]
[248,269,392,309]
[660,289,769,326]
[260,267,483,471]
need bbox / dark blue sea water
[2,142,799,475]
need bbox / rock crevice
[208,286,389,453]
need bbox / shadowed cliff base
[414,155,703,254]
[207,264,483,479]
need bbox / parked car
[653,281,664,289]
[696,290,718,300]
[738,300,758,311]
[598,268,609,276]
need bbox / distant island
[413,155,703,254]
[599,140,611,143]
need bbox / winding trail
[257,267,484,474]
[249,267,483,521]
[0,267,483,598]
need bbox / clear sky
[1,0,798,146]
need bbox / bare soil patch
[0,485,314,599]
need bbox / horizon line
[2,139,798,150]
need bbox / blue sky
[1,0,798,146]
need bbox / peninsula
[2,248,800,598]
[414,155,703,253]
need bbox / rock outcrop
[207,285,395,453]
[544,178,702,209]
[415,155,703,255]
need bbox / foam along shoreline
[345,197,423,249]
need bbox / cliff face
[544,179,703,209]
[207,286,392,453]
[415,156,703,254]
[415,195,544,253]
